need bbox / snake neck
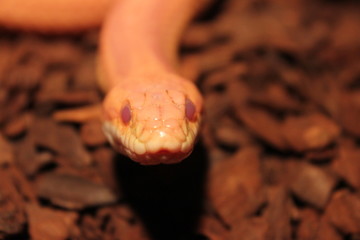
[99,0,206,91]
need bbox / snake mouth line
[128,150,193,165]
[102,121,196,164]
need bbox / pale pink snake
[0,0,206,165]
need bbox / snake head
[102,76,202,165]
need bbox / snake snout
[144,128,186,152]
[103,119,195,165]
[102,83,201,165]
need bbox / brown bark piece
[282,113,340,152]
[7,165,38,203]
[197,216,229,240]
[36,70,69,102]
[195,44,235,72]
[230,217,268,240]
[286,161,337,209]
[53,104,102,123]
[0,169,26,237]
[214,116,254,149]
[296,208,320,240]
[208,147,266,225]
[203,92,230,127]
[73,57,99,90]
[26,203,78,240]
[80,120,107,146]
[91,147,117,191]
[331,9,360,50]
[226,78,250,108]
[263,186,292,240]
[3,112,33,137]
[0,88,7,107]
[3,58,44,90]
[338,91,360,137]
[325,190,360,234]
[38,40,84,66]
[236,105,287,149]
[305,147,338,162]
[111,216,149,240]
[0,92,29,124]
[36,173,118,209]
[202,63,248,94]
[96,206,149,240]
[261,157,288,186]
[15,137,54,176]
[201,124,231,162]
[38,90,100,106]
[315,218,342,240]
[29,118,92,167]
[0,41,13,79]
[251,83,303,111]
[332,140,360,190]
[78,215,104,240]
[0,133,14,166]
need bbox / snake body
[0,0,204,165]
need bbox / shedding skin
[0,0,206,165]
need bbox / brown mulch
[1,0,360,239]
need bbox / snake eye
[121,104,131,124]
[185,98,196,121]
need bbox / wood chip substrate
[1,0,360,239]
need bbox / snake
[0,0,205,165]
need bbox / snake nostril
[121,104,131,124]
[185,98,196,121]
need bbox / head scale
[102,78,202,165]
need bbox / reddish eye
[121,104,131,124]
[185,98,196,121]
